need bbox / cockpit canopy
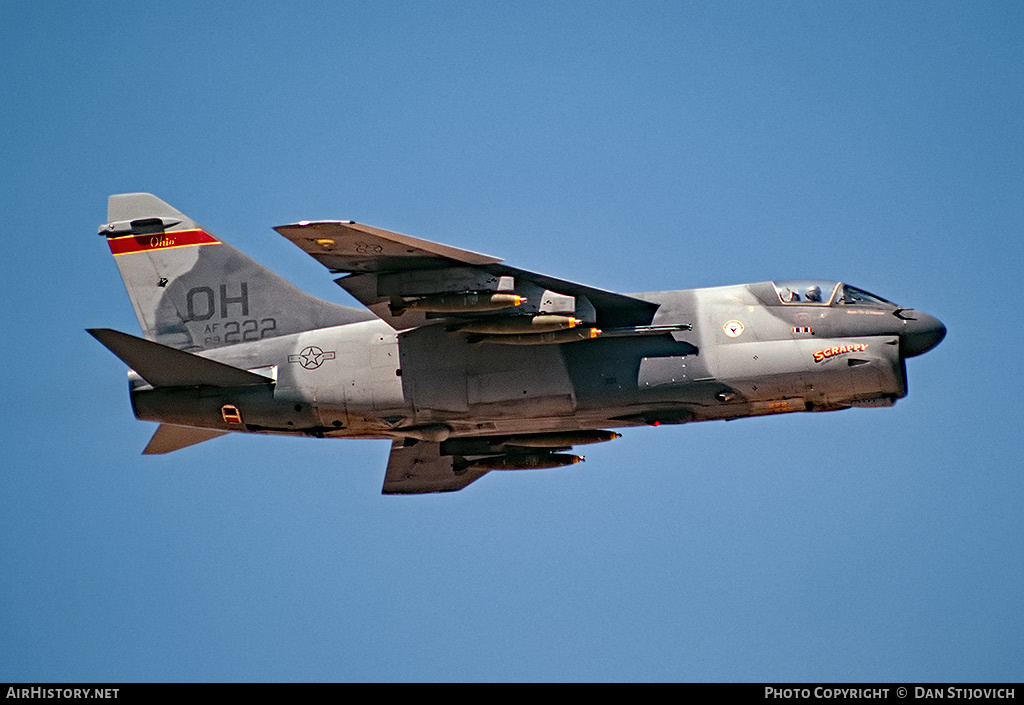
[772,280,894,306]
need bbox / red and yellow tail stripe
[107,229,220,256]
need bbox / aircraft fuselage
[93,193,944,492]
[128,280,941,440]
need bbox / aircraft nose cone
[900,311,946,357]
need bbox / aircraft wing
[274,221,659,330]
[382,440,488,494]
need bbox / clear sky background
[2,1,1021,683]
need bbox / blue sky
[2,1,1021,682]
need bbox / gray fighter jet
[90,194,946,493]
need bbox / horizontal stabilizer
[87,328,274,388]
[143,424,227,454]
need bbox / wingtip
[85,327,115,345]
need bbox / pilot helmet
[805,285,821,302]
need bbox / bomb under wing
[391,292,525,315]
[456,453,585,472]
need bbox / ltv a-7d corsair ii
[90,194,946,493]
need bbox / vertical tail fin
[100,193,372,351]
